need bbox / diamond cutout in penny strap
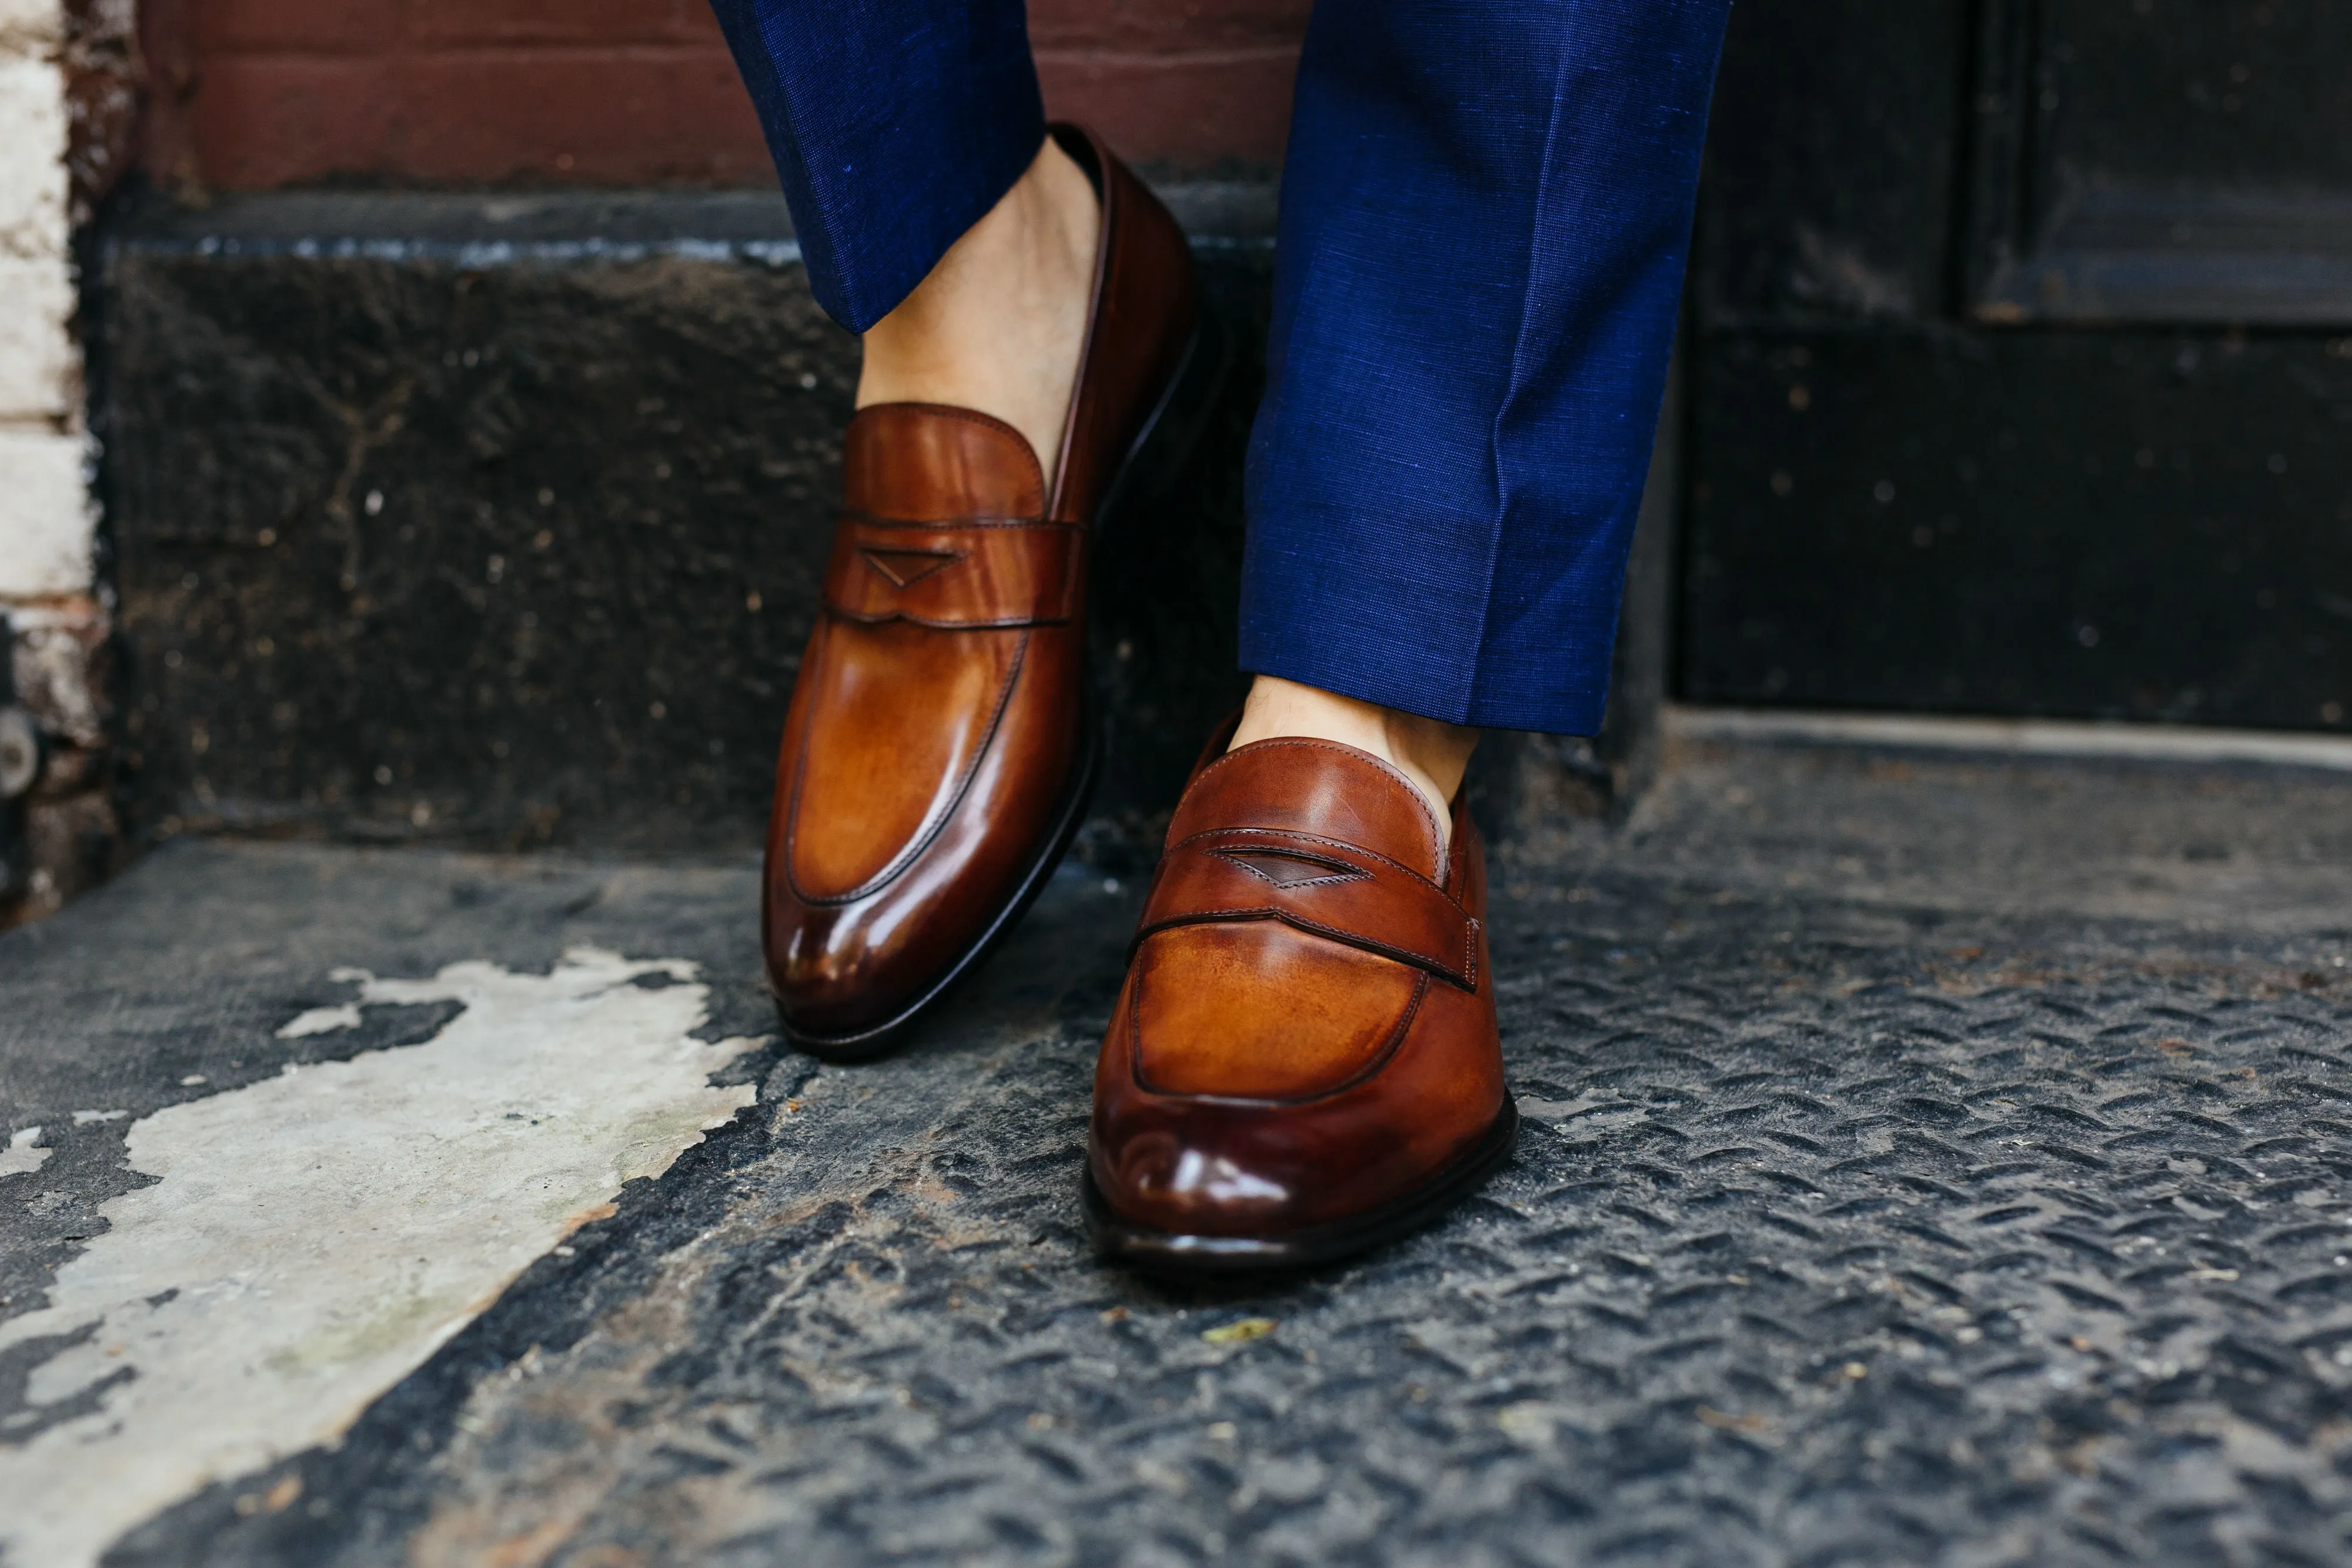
[1133,828,1480,989]
[822,513,1083,627]
[857,546,959,589]
[1210,847,1367,888]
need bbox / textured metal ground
[7,739,2352,1566]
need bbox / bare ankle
[1228,676,1479,846]
[854,136,1099,478]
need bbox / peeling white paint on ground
[0,948,763,1568]
[277,998,362,1038]
[0,1125,48,1179]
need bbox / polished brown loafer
[764,123,1227,1056]
[1085,732,1519,1272]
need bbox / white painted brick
[7,596,106,744]
[0,55,68,263]
[0,256,72,420]
[0,425,91,595]
[0,0,61,52]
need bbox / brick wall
[138,0,1311,191]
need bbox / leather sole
[780,304,1234,1061]
[1082,1095,1522,1275]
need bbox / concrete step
[5,737,2350,1564]
[97,183,1662,871]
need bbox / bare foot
[1228,676,1479,848]
[856,135,1100,480]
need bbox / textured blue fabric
[1240,0,1730,734]
[704,0,1044,333]
[709,0,1729,735]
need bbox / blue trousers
[707,0,1731,736]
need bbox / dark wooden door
[1683,0,2352,731]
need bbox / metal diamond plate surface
[7,742,2349,1566]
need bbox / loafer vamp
[769,623,1079,1039]
[1095,959,1502,1236]
[784,616,1025,903]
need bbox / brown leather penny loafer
[1085,731,1519,1273]
[764,123,1227,1057]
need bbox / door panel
[1698,0,1974,323]
[1683,0,2352,732]
[1686,330,2352,726]
[1979,0,2352,322]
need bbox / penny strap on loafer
[1133,825,1482,989]
[821,514,1083,627]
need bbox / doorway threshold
[1665,703,2352,774]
